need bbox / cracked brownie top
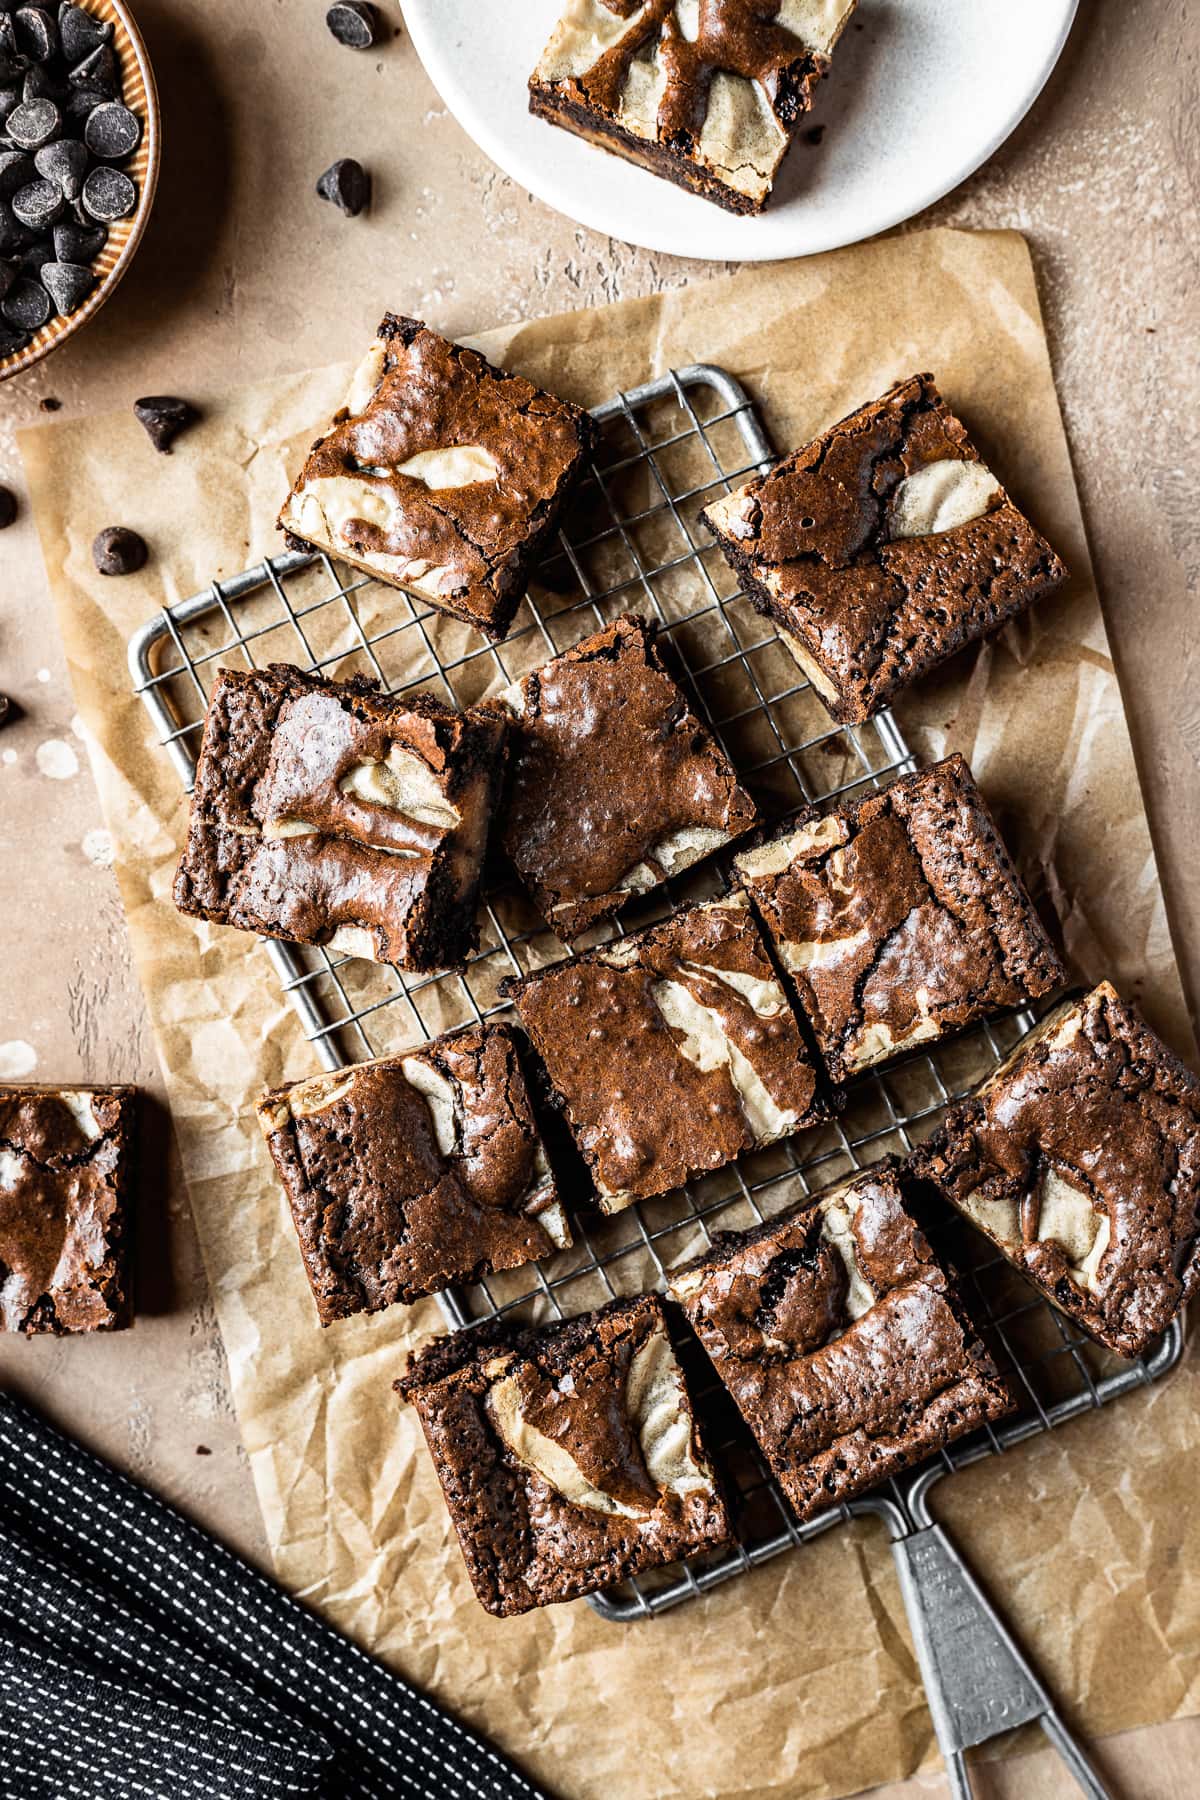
[701,372,1069,721]
[173,663,508,972]
[396,1294,730,1614]
[279,315,596,640]
[529,0,857,214]
[670,1160,1012,1522]
[0,1085,136,1335]
[495,613,759,942]
[734,754,1064,1083]
[502,889,827,1210]
[257,1022,569,1324]
[907,983,1200,1358]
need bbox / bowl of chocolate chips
[0,0,159,378]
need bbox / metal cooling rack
[130,364,1183,1799]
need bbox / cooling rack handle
[890,1520,1112,1799]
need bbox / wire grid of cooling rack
[129,363,1184,1623]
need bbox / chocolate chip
[61,79,103,119]
[1,274,50,329]
[6,95,60,147]
[0,258,15,299]
[34,134,84,197]
[0,205,26,254]
[14,7,57,64]
[0,16,26,84]
[316,157,369,218]
[0,149,33,196]
[39,393,60,409]
[52,214,102,259]
[0,329,29,356]
[17,234,52,273]
[92,524,146,575]
[58,2,110,65]
[40,256,90,311]
[0,695,10,728]
[133,393,199,454]
[67,38,115,94]
[11,175,62,229]
[22,62,62,102]
[0,84,20,126]
[81,161,134,220]
[82,96,138,158]
[325,2,377,49]
[0,485,16,529]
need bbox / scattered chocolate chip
[39,393,60,409]
[326,2,377,49]
[58,2,110,65]
[40,255,91,311]
[805,124,825,145]
[14,7,57,64]
[133,393,199,454]
[92,524,146,576]
[11,175,64,230]
[0,695,10,728]
[316,156,369,218]
[68,38,115,93]
[34,134,85,197]
[194,1444,212,1456]
[52,214,102,260]
[83,96,138,159]
[0,149,34,196]
[6,95,61,148]
[81,161,134,220]
[1,274,51,330]
[0,485,16,529]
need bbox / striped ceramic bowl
[0,0,160,381]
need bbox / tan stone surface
[0,1,1196,1794]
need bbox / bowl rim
[0,0,161,382]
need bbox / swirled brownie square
[669,1161,1012,1522]
[396,1295,731,1614]
[734,755,1064,1083]
[257,1024,569,1324]
[0,1085,136,1335]
[279,315,596,641]
[173,664,508,971]
[529,1,858,215]
[907,984,1200,1358]
[502,890,827,1210]
[701,373,1069,722]
[495,613,758,942]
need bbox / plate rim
[400,0,1080,263]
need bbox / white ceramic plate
[401,0,1078,262]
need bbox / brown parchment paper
[17,228,1200,1800]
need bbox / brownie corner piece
[257,1022,569,1324]
[907,982,1200,1358]
[398,1294,731,1614]
[701,372,1069,722]
[503,889,827,1211]
[0,1084,137,1335]
[496,612,759,940]
[734,753,1064,1082]
[669,1160,1012,1522]
[529,1,858,215]
[277,315,595,641]
[173,663,507,972]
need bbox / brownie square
[907,983,1200,1358]
[495,613,758,942]
[701,373,1069,722]
[257,1024,570,1324]
[734,754,1064,1083]
[528,0,858,215]
[279,314,596,641]
[0,1086,136,1335]
[503,890,827,1210]
[670,1161,1012,1522]
[173,663,508,972]
[396,1295,731,1614]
